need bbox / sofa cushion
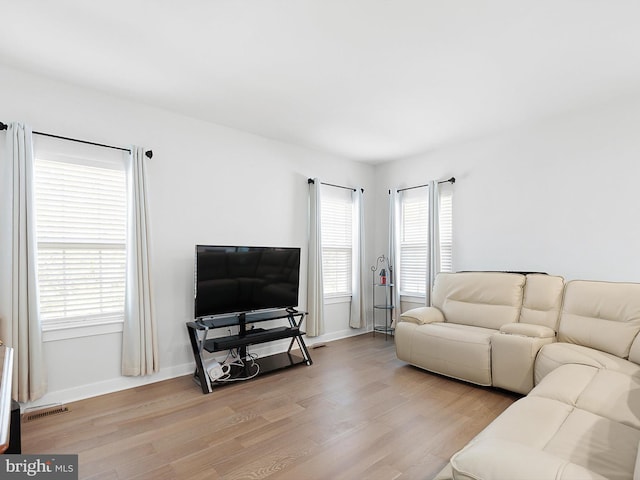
[536,342,640,384]
[394,321,494,385]
[519,273,565,330]
[451,438,609,480]
[544,407,640,480]
[432,272,526,330]
[530,363,640,430]
[451,394,640,480]
[559,280,640,359]
[530,363,599,407]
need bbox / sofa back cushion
[559,280,640,359]
[432,272,526,330]
[519,274,565,331]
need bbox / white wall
[0,65,375,406]
[375,94,640,284]
[5,61,640,407]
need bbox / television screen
[194,245,301,319]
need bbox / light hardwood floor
[22,334,519,480]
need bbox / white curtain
[388,188,401,327]
[427,179,455,305]
[0,122,47,401]
[122,146,159,376]
[349,188,366,328]
[306,179,324,337]
[427,180,440,306]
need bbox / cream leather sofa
[397,274,640,480]
[395,271,565,394]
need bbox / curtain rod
[0,121,153,159]
[394,176,455,193]
[307,178,364,193]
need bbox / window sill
[400,294,426,304]
[324,295,352,305]
[42,321,124,342]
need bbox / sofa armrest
[399,306,444,325]
[500,323,556,339]
[492,324,557,394]
[451,439,608,480]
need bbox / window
[399,187,429,296]
[397,183,453,297]
[321,185,354,297]
[34,147,127,329]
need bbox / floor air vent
[22,404,70,422]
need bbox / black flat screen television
[194,245,301,319]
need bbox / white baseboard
[308,327,367,345]
[21,362,195,412]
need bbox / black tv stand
[186,309,313,394]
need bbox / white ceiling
[2,1,640,163]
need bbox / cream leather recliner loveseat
[395,272,640,480]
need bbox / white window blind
[399,187,429,296]
[321,186,353,297]
[34,157,127,327]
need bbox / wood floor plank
[22,334,519,480]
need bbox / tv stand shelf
[186,309,312,394]
[204,326,301,351]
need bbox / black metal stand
[186,309,313,394]
[372,254,395,339]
